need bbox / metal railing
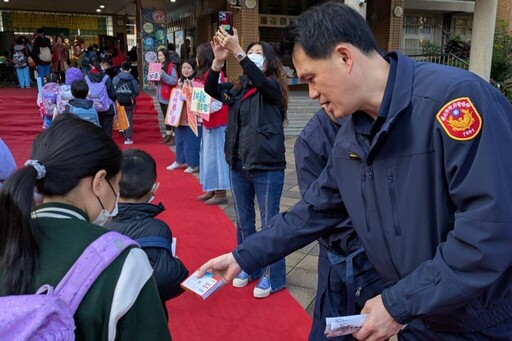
[408,53,503,90]
[408,53,469,70]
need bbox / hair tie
[24,160,46,180]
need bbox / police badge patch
[436,97,482,140]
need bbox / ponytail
[0,167,41,294]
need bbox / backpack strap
[135,236,173,255]
[54,231,137,314]
[100,74,109,85]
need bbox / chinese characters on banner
[182,82,198,136]
[190,81,211,122]
[165,88,183,127]
[147,63,162,81]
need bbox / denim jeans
[230,159,286,292]
[175,125,201,168]
[36,64,51,83]
[15,66,30,88]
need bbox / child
[166,59,202,173]
[65,80,100,126]
[106,149,189,318]
[112,61,139,145]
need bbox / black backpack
[114,78,135,106]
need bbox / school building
[0,0,510,85]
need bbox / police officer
[199,3,512,340]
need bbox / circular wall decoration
[246,0,257,9]
[144,51,158,63]
[393,6,404,17]
[143,22,154,33]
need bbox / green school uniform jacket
[0,203,172,340]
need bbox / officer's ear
[333,44,353,73]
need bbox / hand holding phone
[218,11,233,36]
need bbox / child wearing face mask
[0,115,171,339]
[166,59,202,174]
[106,149,189,319]
[204,28,289,299]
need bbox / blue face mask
[248,53,266,71]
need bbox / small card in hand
[180,271,224,300]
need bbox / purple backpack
[0,232,137,340]
[85,74,112,112]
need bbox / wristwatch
[235,51,247,61]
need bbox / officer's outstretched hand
[352,295,403,341]
[197,252,242,284]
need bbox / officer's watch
[235,51,246,61]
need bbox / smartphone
[218,11,234,35]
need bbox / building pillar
[469,0,498,81]
[227,1,259,80]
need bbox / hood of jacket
[116,71,135,81]
[68,97,94,109]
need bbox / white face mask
[92,180,119,226]
[147,183,159,204]
[248,53,266,71]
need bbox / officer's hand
[352,295,403,341]
[197,252,242,284]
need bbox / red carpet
[0,88,312,340]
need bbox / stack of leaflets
[324,314,368,337]
[180,271,224,300]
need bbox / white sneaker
[166,161,186,170]
[184,166,199,173]
[232,271,250,288]
[124,139,133,145]
[253,276,272,298]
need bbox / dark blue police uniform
[295,109,383,341]
[233,52,512,339]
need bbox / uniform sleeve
[112,248,171,340]
[382,80,512,324]
[233,154,350,273]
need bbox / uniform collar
[32,202,89,221]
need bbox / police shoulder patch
[436,97,482,140]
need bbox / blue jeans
[15,66,30,88]
[230,159,286,292]
[175,125,201,168]
[36,64,51,83]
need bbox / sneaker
[232,271,250,288]
[166,161,186,170]
[184,166,199,173]
[253,276,271,298]
[124,139,133,145]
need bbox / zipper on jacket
[360,169,371,232]
[368,164,401,279]
[387,172,402,236]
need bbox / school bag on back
[114,78,135,106]
[85,74,112,112]
[12,47,27,68]
[40,82,61,118]
[38,46,52,63]
[0,232,137,340]
[68,104,100,126]
[56,84,74,114]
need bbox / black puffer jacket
[205,57,286,171]
[107,202,188,302]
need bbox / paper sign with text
[147,62,162,81]
[165,88,183,127]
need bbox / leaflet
[180,271,224,300]
[324,314,368,337]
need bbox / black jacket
[107,202,188,302]
[205,57,286,171]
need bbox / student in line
[0,115,171,340]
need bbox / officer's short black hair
[281,2,377,59]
